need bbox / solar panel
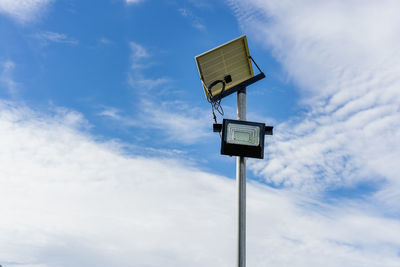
[195,35,254,100]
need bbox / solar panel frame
[195,35,254,100]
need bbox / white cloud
[227,0,400,202]
[0,60,18,95]
[1,100,400,266]
[33,31,78,45]
[0,0,53,23]
[0,100,232,266]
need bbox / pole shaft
[236,87,246,267]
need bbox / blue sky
[1,0,400,266]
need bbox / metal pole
[236,87,246,267]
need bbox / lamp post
[237,87,246,267]
[195,35,273,267]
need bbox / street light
[195,35,273,267]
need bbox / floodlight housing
[195,36,265,102]
[220,119,269,159]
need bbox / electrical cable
[202,79,226,124]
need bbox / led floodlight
[195,36,255,101]
[219,119,272,159]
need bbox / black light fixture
[214,119,273,159]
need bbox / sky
[0,0,400,266]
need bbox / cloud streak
[125,0,145,5]
[179,8,206,31]
[33,31,79,45]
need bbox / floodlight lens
[226,123,260,146]
[234,131,250,142]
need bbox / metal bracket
[265,126,273,135]
[213,123,222,133]
[210,73,266,102]
[213,123,273,135]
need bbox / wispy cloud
[125,0,145,5]
[98,106,123,120]
[187,0,214,10]
[128,42,171,90]
[33,31,79,45]
[97,106,139,127]
[98,101,211,145]
[128,74,171,90]
[122,41,210,144]
[179,8,206,31]
[99,37,112,45]
[140,100,211,144]
[1,100,400,266]
[129,41,148,62]
[0,0,53,24]
[228,0,400,202]
[0,60,18,95]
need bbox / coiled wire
[202,79,225,124]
